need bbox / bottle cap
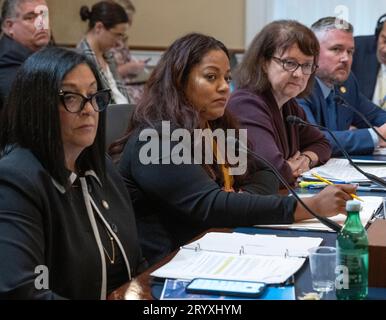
[346,200,361,212]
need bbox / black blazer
[0,147,145,299]
[352,35,380,100]
[119,125,297,266]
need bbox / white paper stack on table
[301,158,386,183]
[257,196,383,232]
[151,232,322,284]
[373,147,386,156]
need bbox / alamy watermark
[138,121,248,175]
[35,265,49,290]
[334,5,350,30]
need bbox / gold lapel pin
[339,86,347,94]
[102,200,110,210]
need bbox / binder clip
[194,243,201,252]
[239,246,245,256]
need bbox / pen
[299,181,328,188]
[356,186,386,193]
[302,178,347,184]
[311,173,364,202]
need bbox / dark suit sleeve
[298,93,376,156]
[240,169,280,195]
[352,90,386,129]
[120,131,297,227]
[0,167,65,300]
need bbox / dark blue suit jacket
[352,35,380,100]
[297,73,386,156]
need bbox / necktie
[325,91,338,131]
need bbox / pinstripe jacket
[77,39,130,104]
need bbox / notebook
[151,232,322,284]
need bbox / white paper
[302,158,386,182]
[374,147,386,156]
[151,232,323,284]
[257,196,382,231]
[151,249,305,284]
[183,232,322,257]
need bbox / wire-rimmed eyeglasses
[59,89,111,113]
[272,57,318,75]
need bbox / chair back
[105,104,135,149]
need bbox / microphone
[287,115,386,188]
[334,95,386,143]
[226,136,342,232]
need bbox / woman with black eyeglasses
[0,47,145,299]
[228,20,332,184]
[77,1,130,104]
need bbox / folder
[151,232,322,284]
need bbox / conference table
[109,196,386,300]
[109,155,386,300]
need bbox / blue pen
[309,184,327,189]
[357,186,386,192]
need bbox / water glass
[308,246,336,297]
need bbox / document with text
[151,232,322,284]
[302,158,386,182]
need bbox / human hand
[309,184,357,217]
[287,151,310,178]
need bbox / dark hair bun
[80,6,91,21]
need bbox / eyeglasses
[272,57,318,75]
[59,89,111,113]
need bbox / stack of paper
[302,158,386,183]
[151,232,322,284]
[258,196,383,231]
[374,147,386,156]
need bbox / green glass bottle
[336,200,368,300]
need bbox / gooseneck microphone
[334,95,386,143]
[287,115,386,188]
[226,136,342,232]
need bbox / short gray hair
[1,0,26,27]
[311,16,354,35]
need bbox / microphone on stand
[286,115,386,188]
[334,95,386,143]
[226,136,342,232]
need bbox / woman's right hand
[287,151,309,178]
[294,184,357,221]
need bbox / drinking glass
[308,246,336,299]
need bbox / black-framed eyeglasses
[272,57,318,75]
[59,89,111,113]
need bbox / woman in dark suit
[0,47,145,299]
[111,33,355,266]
